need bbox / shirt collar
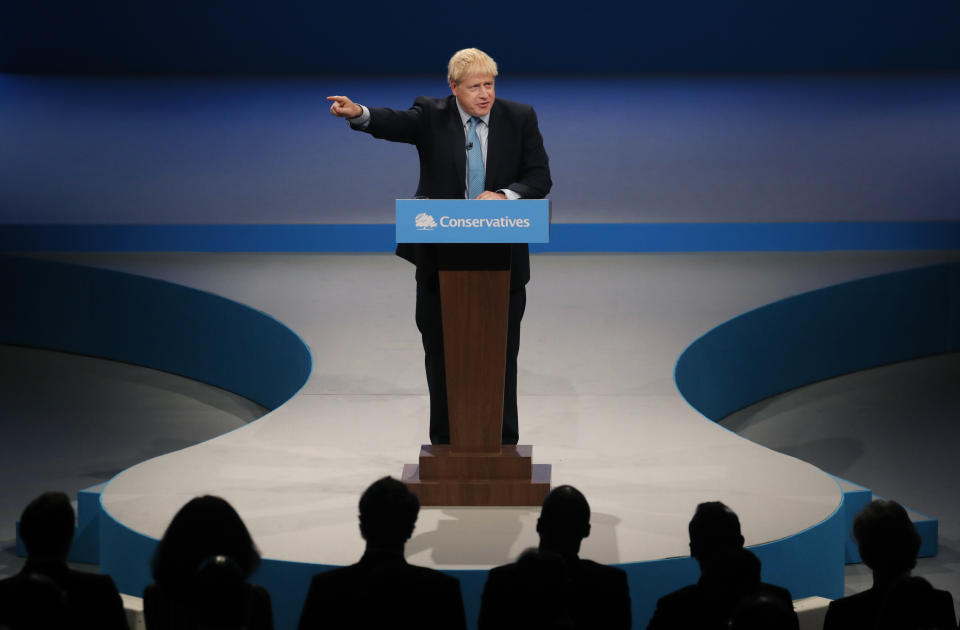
[455,99,490,127]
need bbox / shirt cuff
[499,188,521,200]
[348,105,371,129]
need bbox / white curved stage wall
[4,253,958,629]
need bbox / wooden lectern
[397,201,551,506]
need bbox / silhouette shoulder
[576,558,626,575]
[655,583,698,607]
[824,589,880,630]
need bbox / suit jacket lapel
[484,101,503,192]
[447,99,467,198]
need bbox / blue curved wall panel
[0,255,312,409]
[675,263,960,422]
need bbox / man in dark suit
[647,502,797,630]
[0,492,129,630]
[478,485,631,629]
[327,47,551,445]
[297,477,466,630]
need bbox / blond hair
[447,48,498,85]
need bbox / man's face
[450,73,495,118]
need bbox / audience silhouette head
[152,495,261,592]
[853,499,921,581]
[823,500,955,630]
[19,491,75,561]
[298,477,466,630]
[648,504,798,630]
[480,485,630,630]
[688,501,745,567]
[4,492,128,630]
[358,476,420,549]
[536,485,591,556]
[146,496,273,630]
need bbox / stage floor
[36,249,948,564]
[7,249,957,628]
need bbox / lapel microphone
[465,142,474,150]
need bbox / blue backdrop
[2,0,959,74]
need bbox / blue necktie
[467,116,485,199]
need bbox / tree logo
[415,213,437,230]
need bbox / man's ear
[450,80,457,94]
[583,523,591,539]
[535,517,542,535]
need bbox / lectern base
[401,462,551,507]
[418,444,534,480]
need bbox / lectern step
[401,463,551,507]
[419,444,533,481]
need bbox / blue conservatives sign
[396,199,550,244]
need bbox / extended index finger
[326,95,350,104]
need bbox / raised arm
[327,94,426,145]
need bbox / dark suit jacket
[297,550,467,630]
[143,581,273,630]
[0,560,128,630]
[360,94,552,289]
[647,579,794,630]
[824,584,956,630]
[478,553,631,630]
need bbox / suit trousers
[416,281,525,445]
